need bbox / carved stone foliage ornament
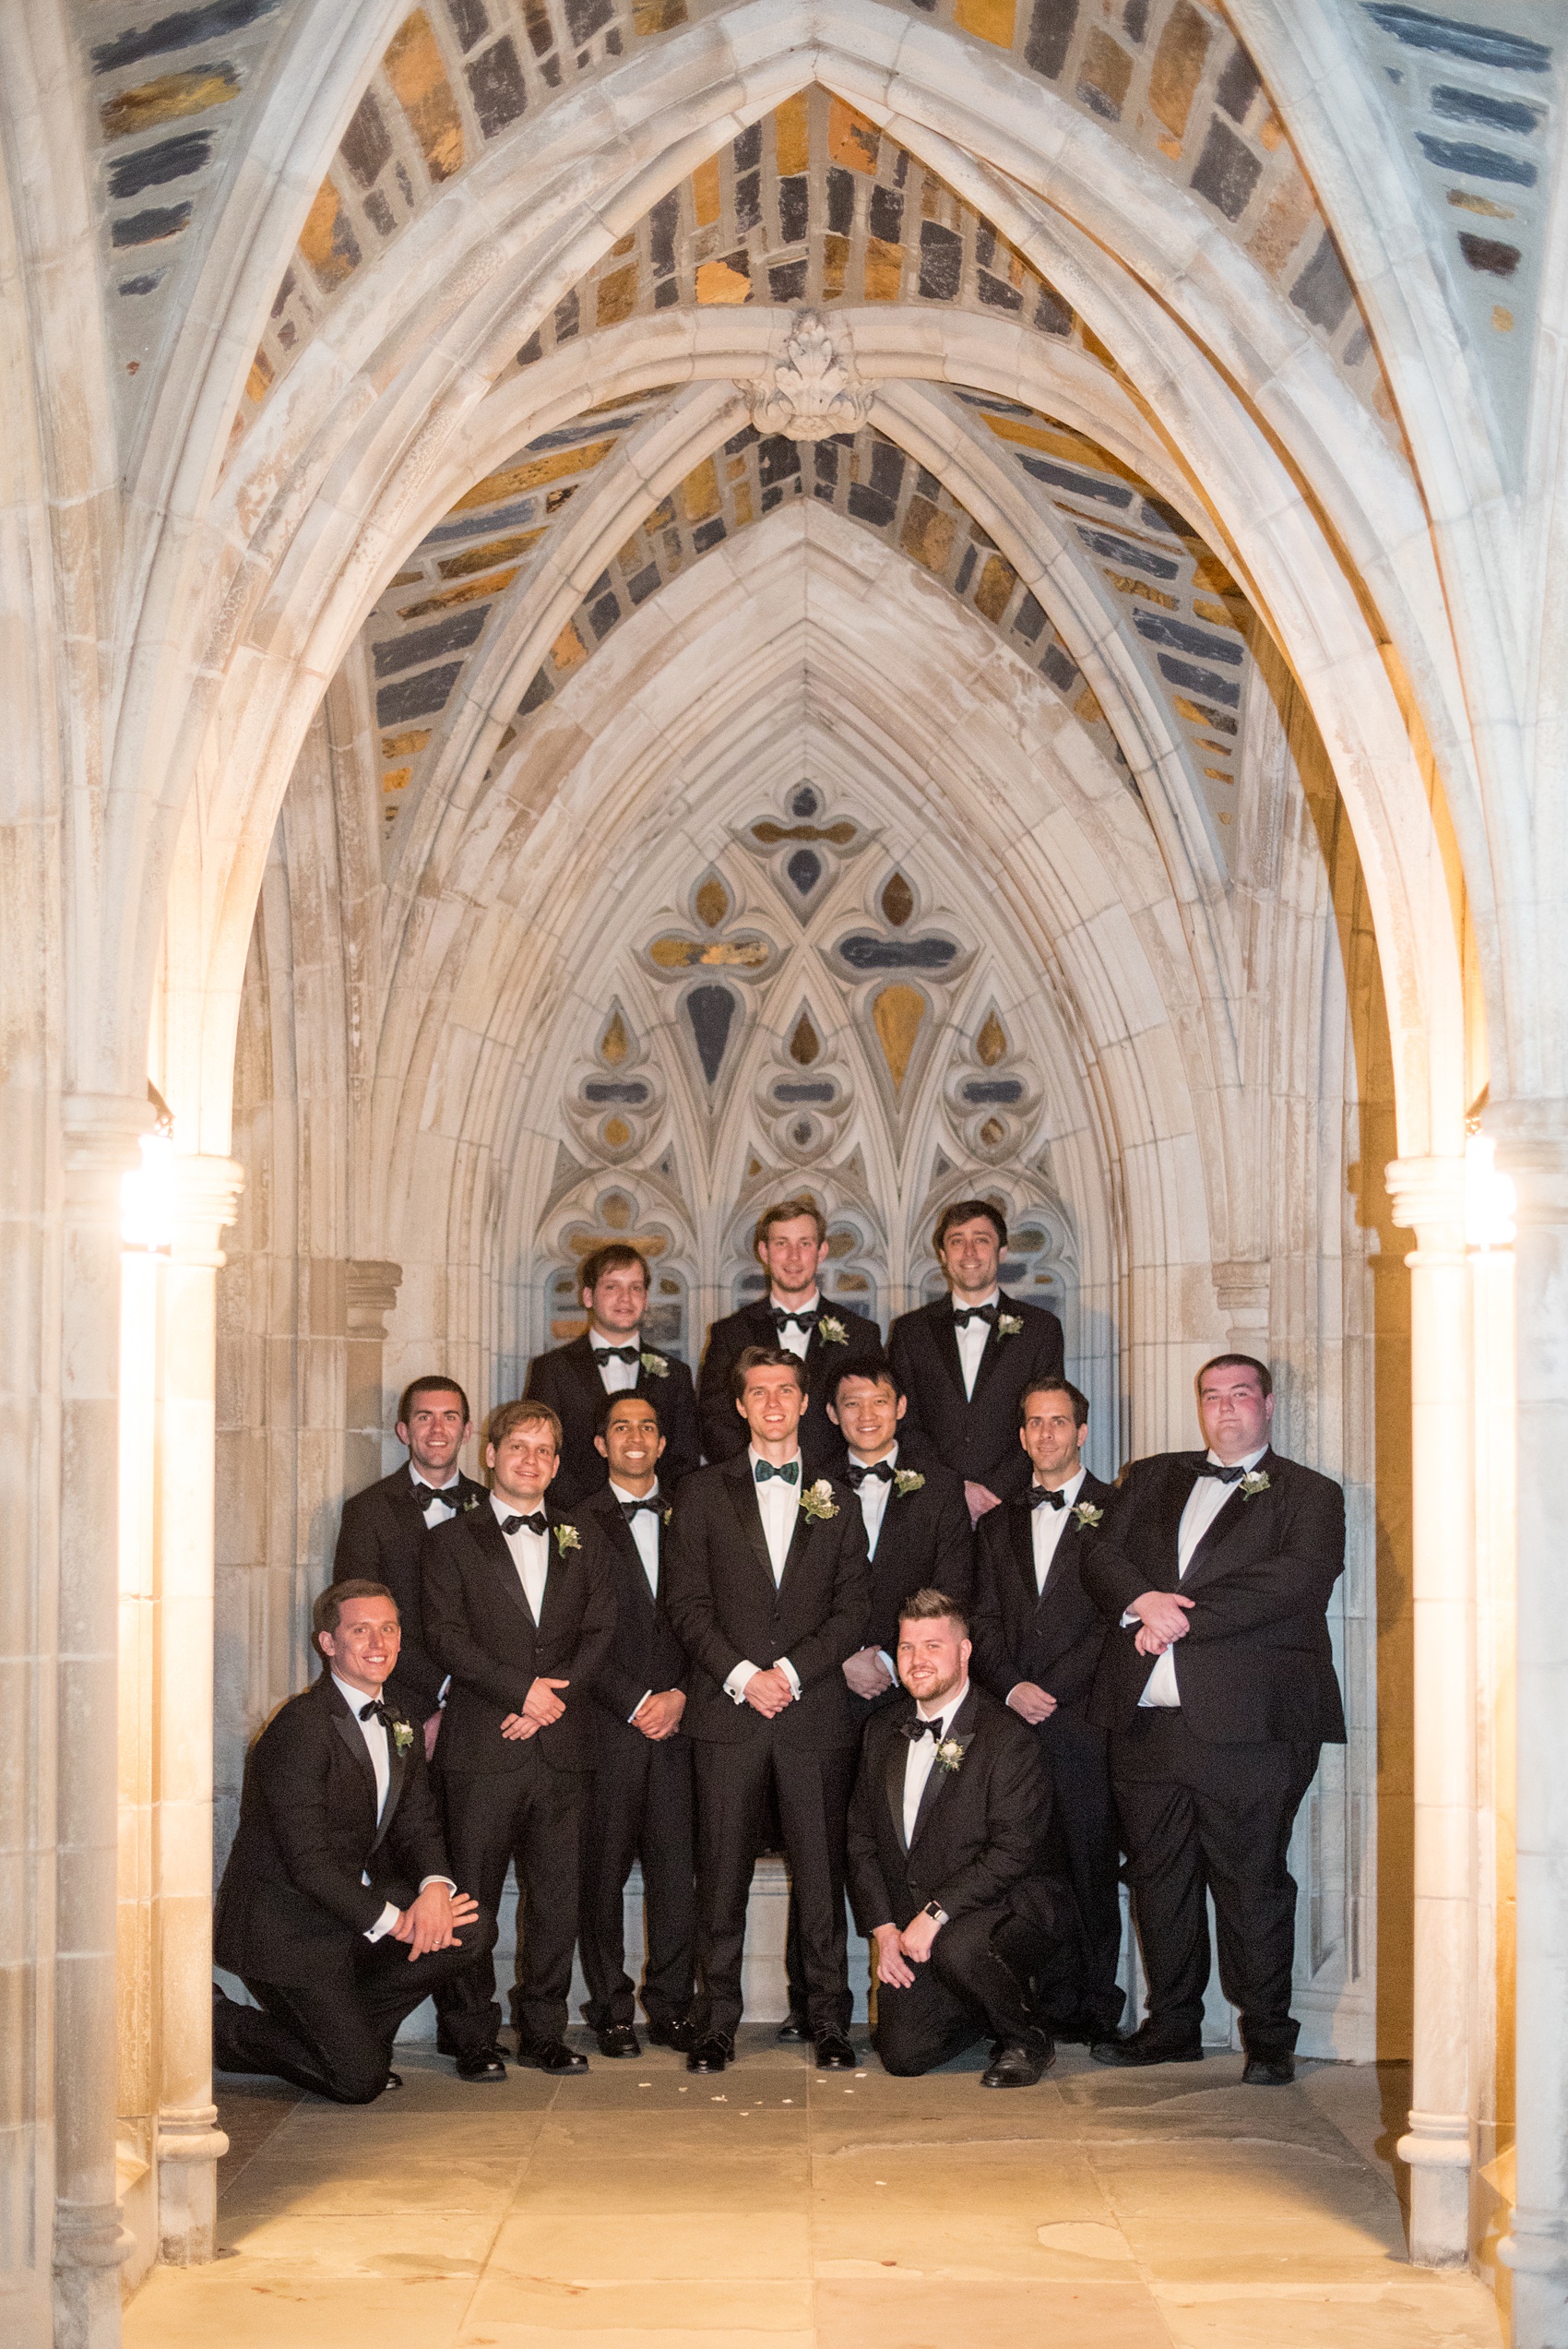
[750,313,873,444]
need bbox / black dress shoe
[455,2045,507,2082]
[814,2033,856,2070]
[777,2012,812,2043]
[1089,2028,1203,2068]
[685,2033,733,2073]
[644,2015,695,2053]
[1242,2054,1295,2086]
[596,2022,641,2058]
[381,2070,404,2093]
[516,2037,588,2074]
[980,2039,1052,2089]
[1048,2012,1123,2046]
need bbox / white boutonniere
[391,1719,414,1756]
[461,1493,481,1512]
[640,1350,670,1377]
[997,1312,1024,1339]
[817,1315,848,1345]
[893,1468,925,1499]
[1072,1501,1103,1530]
[935,1736,966,1774]
[662,1504,673,1527]
[1240,1470,1271,1500]
[799,1479,839,1523]
[553,1521,582,1552]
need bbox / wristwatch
[921,1900,948,1926]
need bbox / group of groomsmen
[213,1193,1346,2103]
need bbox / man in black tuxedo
[423,1400,615,2074]
[212,1580,496,2101]
[666,1346,870,2074]
[848,1589,1061,2086]
[576,1391,696,2058]
[333,1376,487,1732]
[697,1195,882,1480]
[1082,1353,1346,2083]
[526,1244,701,1509]
[888,1200,1064,1525]
[970,1377,1123,2041]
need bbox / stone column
[56,1096,146,2348]
[344,1260,402,1502]
[151,1156,243,2264]
[1494,1115,1568,2343]
[1385,1154,1474,2265]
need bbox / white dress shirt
[591,1332,641,1393]
[723,1452,803,1706]
[1138,1444,1268,1709]
[849,1441,899,1557]
[493,1491,550,1620]
[1029,1464,1087,1594]
[410,1463,460,1526]
[770,1288,820,1362]
[609,1478,662,1723]
[331,1674,452,1941]
[904,1679,969,1848]
[953,1290,1001,1400]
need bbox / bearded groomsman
[526,1244,701,1509]
[667,1347,870,2075]
[333,1377,487,1729]
[888,1201,1064,1525]
[576,1392,697,2057]
[1082,1354,1346,2084]
[970,1378,1123,2042]
[698,1196,882,1481]
[423,1401,615,2075]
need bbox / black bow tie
[1027,1485,1067,1510]
[501,1509,549,1536]
[1195,1461,1247,1485]
[952,1303,998,1330]
[754,1459,800,1485]
[594,1344,640,1365]
[904,1716,944,1742]
[620,1496,661,1520]
[411,1481,455,1512]
[772,1306,817,1332]
[846,1460,894,1489]
[358,1699,393,1726]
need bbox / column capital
[1385,1154,1467,1255]
[1487,1101,1568,1223]
[346,1258,402,1342]
[170,1154,244,1268]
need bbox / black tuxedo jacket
[887,1294,1065,1500]
[970,1472,1116,1713]
[833,1446,974,1659]
[576,1483,689,1737]
[333,1465,490,1711]
[422,1499,615,1774]
[1082,1448,1347,1745]
[846,1683,1052,1935]
[697,1298,883,1479]
[214,1670,450,1987]
[664,1454,870,1750]
[525,1335,701,1510]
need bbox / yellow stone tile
[486,2208,811,2280]
[460,2272,815,2335]
[811,2140,1120,2280]
[814,2277,1171,2347]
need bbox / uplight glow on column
[122,1129,176,1252]
[1465,1132,1516,1254]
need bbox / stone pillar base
[1398,2113,1472,2267]
[155,2115,229,2266]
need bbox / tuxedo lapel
[1158,1458,1200,1580]
[885,1723,910,1856]
[569,1334,609,1422]
[1182,1450,1277,1586]
[908,1688,977,1852]
[722,1454,779,1592]
[967,1295,1016,1405]
[927,1301,968,1404]
[369,1724,406,1854]
[603,1499,658,1612]
[471,1504,538,1628]
[323,1679,378,1818]
[1008,1500,1039,1604]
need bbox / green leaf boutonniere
[817,1315,848,1345]
[461,1493,481,1512]
[553,1522,582,1553]
[391,1719,414,1757]
[1240,1470,1271,1501]
[997,1312,1024,1339]
[935,1736,966,1774]
[893,1468,926,1499]
[662,1504,673,1527]
[800,1478,839,1524]
[1072,1501,1103,1531]
[640,1350,670,1378]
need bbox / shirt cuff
[1120,1611,1139,1628]
[628,1687,654,1723]
[724,1662,758,1704]
[1006,1684,1028,1709]
[419,1876,457,1893]
[778,1657,802,1699]
[364,1901,401,1943]
[876,1649,897,1683]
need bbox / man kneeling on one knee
[212,1579,496,2103]
[848,1589,1064,2088]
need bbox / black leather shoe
[516,2037,588,2074]
[814,2033,856,2070]
[455,2045,507,2082]
[596,2022,641,2058]
[686,2033,733,2073]
[1242,2054,1295,2086]
[381,2070,404,2093]
[980,2039,1052,2089]
[1090,2028,1203,2068]
[1048,2012,1122,2046]
[777,2012,812,2042]
[644,2015,695,2053]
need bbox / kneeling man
[213,1579,495,2103]
[849,1590,1061,2088]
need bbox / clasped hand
[843,1646,895,1699]
[743,1666,795,1717]
[631,1688,685,1741]
[500,1675,569,1739]
[872,1910,942,1991]
[1132,1591,1194,1654]
[391,1883,481,1961]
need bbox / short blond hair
[487,1398,562,1451]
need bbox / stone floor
[125,2040,1503,2348]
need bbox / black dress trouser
[692,1736,855,2041]
[872,1906,1050,2077]
[579,1730,696,2032]
[440,1751,588,2045]
[1110,1709,1319,2057]
[1035,1706,1124,2033]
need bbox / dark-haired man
[698,1196,882,1480]
[526,1245,701,1509]
[423,1401,615,2075]
[1083,1354,1346,2084]
[848,1590,1061,2087]
[333,1377,487,1727]
[888,1201,1064,1525]
[971,1378,1122,2041]
[667,1346,870,2074]
[576,1392,696,2057]
[212,1580,496,2101]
